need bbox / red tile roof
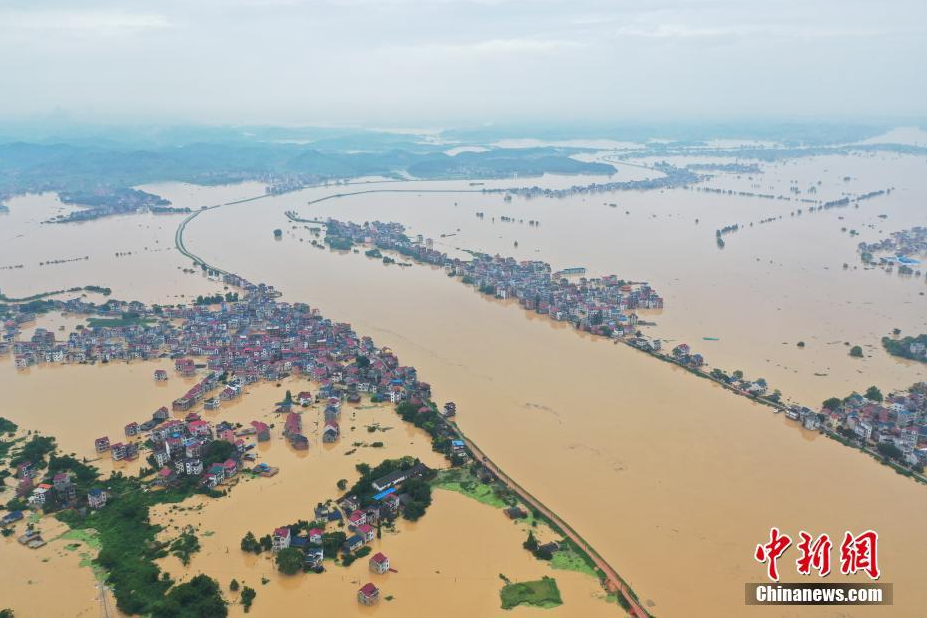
[359,583,378,596]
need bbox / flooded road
[175,154,927,616]
[2,149,926,616]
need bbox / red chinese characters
[839,530,880,580]
[795,531,832,577]
[754,527,792,581]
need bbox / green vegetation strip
[0,285,111,303]
[549,542,600,578]
[56,477,224,617]
[58,528,103,551]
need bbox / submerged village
[0,279,463,613]
[0,267,647,616]
[311,217,927,476]
[2,210,927,614]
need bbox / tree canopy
[152,574,227,618]
[865,386,883,402]
[275,547,304,575]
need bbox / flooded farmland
[2,148,926,616]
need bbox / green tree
[877,442,903,461]
[170,529,201,566]
[849,345,864,357]
[822,397,842,411]
[865,386,883,402]
[204,440,235,466]
[240,531,261,554]
[400,477,432,521]
[275,547,304,575]
[241,586,257,613]
[321,531,347,556]
[152,574,226,618]
[732,370,744,381]
[403,501,427,521]
[229,579,239,592]
[523,531,538,552]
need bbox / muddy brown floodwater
[1,149,926,616]
[176,154,927,617]
[149,377,611,617]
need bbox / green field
[549,543,600,578]
[500,577,563,610]
[431,467,509,508]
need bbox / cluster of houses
[49,187,173,223]
[4,271,455,486]
[94,404,255,489]
[1,508,49,549]
[10,460,109,522]
[266,463,432,604]
[325,218,664,338]
[858,225,927,271]
[633,335,927,469]
[803,383,927,467]
[3,280,438,419]
[1,269,466,544]
[670,343,705,368]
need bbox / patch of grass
[549,543,599,578]
[500,576,562,610]
[431,467,508,509]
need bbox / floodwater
[2,148,926,616]
[0,355,609,616]
[0,514,111,617]
[149,377,610,616]
[182,151,927,406]
[174,152,927,617]
[0,356,196,477]
[0,184,264,304]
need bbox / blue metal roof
[373,487,397,501]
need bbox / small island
[883,334,927,363]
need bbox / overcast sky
[2,0,925,127]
